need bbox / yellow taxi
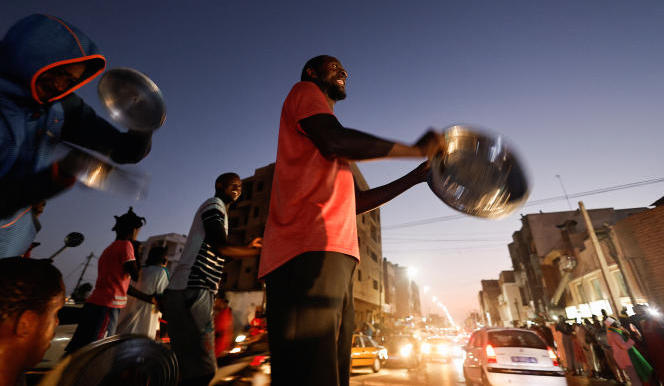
[351,333,388,373]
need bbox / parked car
[462,328,566,386]
[350,333,387,373]
[382,334,421,369]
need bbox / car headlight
[422,343,431,354]
[400,343,413,358]
[235,334,247,343]
[379,348,388,359]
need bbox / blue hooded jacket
[0,14,106,256]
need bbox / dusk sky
[3,1,663,323]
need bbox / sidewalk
[566,374,620,386]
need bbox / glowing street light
[407,267,418,280]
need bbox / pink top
[86,240,135,308]
[258,82,359,278]
[607,328,635,369]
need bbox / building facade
[140,233,187,272]
[508,207,645,319]
[478,280,501,326]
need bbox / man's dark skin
[299,56,445,212]
[204,175,262,257]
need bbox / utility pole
[578,202,620,315]
[73,252,95,294]
[603,224,637,306]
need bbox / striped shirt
[168,197,229,294]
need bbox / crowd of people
[522,309,664,386]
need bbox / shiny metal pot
[97,68,166,132]
[427,125,530,219]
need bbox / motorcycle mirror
[64,232,85,247]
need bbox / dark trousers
[65,302,119,354]
[266,251,357,386]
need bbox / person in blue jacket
[0,14,153,257]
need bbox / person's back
[117,246,169,338]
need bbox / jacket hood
[0,14,106,104]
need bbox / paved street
[350,359,619,386]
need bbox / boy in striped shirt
[161,173,261,386]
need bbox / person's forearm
[218,245,260,258]
[325,128,421,161]
[0,164,74,218]
[60,94,151,164]
[300,115,424,161]
[356,170,424,214]
[128,286,153,303]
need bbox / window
[591,278,604,300]
[230,217,239,228]
[613,271,628,297]
[357,270,362,281]
[370,250,378,262]
[488,330,546,349]
[257,181,264,192]
[352,336,364,348]
[576,282,588,303]
[252,207,260,218]
[370,225,378,242]
[373,280,378,290]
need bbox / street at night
[350,361,619,386]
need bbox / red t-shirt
[258,82,359,278]
[86,240,135,308]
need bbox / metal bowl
[427,125,530,219]
[98,68,166,132]
[38,335,178,386]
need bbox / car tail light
[547,347,559,367]
[485,344,497,364]
[250,355,268,367]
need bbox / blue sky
[3,0,663,321]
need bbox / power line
[383,176,664,230]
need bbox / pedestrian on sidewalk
[160,173,262,386]
[65,207,151,354]
[638,311,664,385]
[606,317,653,386]
[213,296,233,358]
[574,322,591,376]
[556,316,577,373]
[116,246,170,339]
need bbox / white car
[462,328,566,386]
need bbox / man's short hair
[301,55,337,81]
[145,246,167,266]
[215,173,240,191]
[0,257,64,323]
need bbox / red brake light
[250,355,268,367]
[547,347,559,367]
[485,344,497,364]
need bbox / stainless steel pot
[427,125,530,219]
[97,68,166,132]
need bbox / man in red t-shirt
[65,207,149,354]
[260,55,445,386]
